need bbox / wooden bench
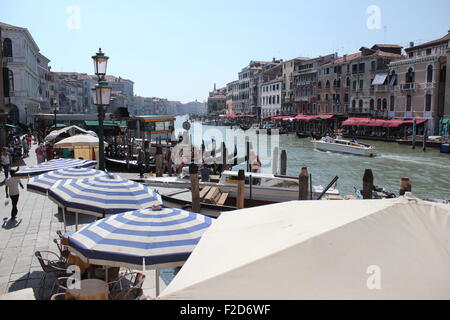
[200,187,229,206]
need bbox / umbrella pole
[62,207,67,233]
[156,269,160,297]
[76,212,79,232]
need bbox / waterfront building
[389,31,449,133]
[258,63,283,117]
[207,84,227,114]
[281,58,308,115]
[294,54,336,115]
[317,46,403,118]
[226,80,238,114]
[36,53,51,114]
[1,22,44,125]
[234,60,281,115]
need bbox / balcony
[375,85,389,93]
[400,83,416,91]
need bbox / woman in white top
[1,148,11,180]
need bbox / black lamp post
[92,48,112,171]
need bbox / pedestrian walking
[36,144,45,164]
[1,148,11,181]
[22,137,29,158]
[5,169,24,220]
[137,148,145,178]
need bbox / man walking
[1,148,11,181]
[137,148,145,178]
[5,169,24,220]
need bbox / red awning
[294,114,331,121]
[343,118,428,128]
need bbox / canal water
[175,116,450,200]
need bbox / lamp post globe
[92,49,112,171]
[92,48,109,79]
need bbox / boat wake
[379,154,450,169]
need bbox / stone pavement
[0,143,167,300]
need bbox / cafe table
[65,279,109,300]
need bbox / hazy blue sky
[1,0,449,103]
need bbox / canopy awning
[372,73,389,85]
[295,114,335,121]
[342,118,428,127]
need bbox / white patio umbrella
[67,207,213,296]
[159,195,450,300]
[54,134,108,149]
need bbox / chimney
[343,55,347,62]
[409,42,415,48]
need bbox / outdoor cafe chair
[34,251,72,299]
[53,238,70,261]
[108,272,146,300]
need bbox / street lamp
[92,48,111,171]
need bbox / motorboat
[313,136,377,157]
[143,170,340,204]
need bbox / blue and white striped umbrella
[16,158,97,178]
[48,175,163,218]
[67,207,214,270]
[27,168,110,196]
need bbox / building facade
[258,64,283,117]
[389,32,449,133]
[1,22,43,125]
[207,84,227,114]
[294,54,336,115]
[316,46,403,118]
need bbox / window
[377,99,382,110]
[359,80,364,89]
[359,63,365,73]
[382,99,387,110]
[352,64,358,74]
[353,81,357,90]
[344,94,349,103]
[318,81,322,89]
[352,100,356,111]
[390,96,395,111]
[371,61,376,71]
[277,95,280,104]
[426,48,432,56]
[389,71,398,86]
[370,99,375,111]
[409,52,414,58]
[425,94,432,112]
[346,77,351,87]
[427,65,433,83]
[406,68,415,83]
[406,95,412,111]
[3,38,13,57]
[359,100,363,112]
[326,80,330,88]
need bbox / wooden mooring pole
[298,167,309,200]
[362,169,374,200]
[236,169,245,209]
[189,164,200,213]
[399,178,412,196]
[280,150,287,176]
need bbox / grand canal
[176,117,450,200]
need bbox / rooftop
[405,30,450,52]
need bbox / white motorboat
[143,170,340,203]
[313,137,377,157]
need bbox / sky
[1,0,449,103]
